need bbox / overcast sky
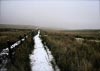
[0,0,100,29]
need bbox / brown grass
[41,30,100,71]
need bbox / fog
[0,0,100,29]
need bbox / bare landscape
[0,0,100,71]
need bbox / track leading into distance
[30,30,60,71]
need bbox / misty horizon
[0,0,100,30]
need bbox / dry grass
[41,30,100,71]
[7,33,34,71]
[0,28,30,51]
[0,28,35,71]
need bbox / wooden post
[19,35,22,43]
[7,40,12,61]
[24,34,26,39]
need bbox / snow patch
[0,36,27,71]
[45,46,60,71]
[30,30,55,71]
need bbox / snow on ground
[0,36,27,71]
[44,46,60,71]
[30,30,60,71]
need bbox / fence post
[19,35,22,43]
[7,40,13,62]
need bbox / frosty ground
[30,30,60,71]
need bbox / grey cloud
[0,0,100,29]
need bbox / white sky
[0,0,100,29]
